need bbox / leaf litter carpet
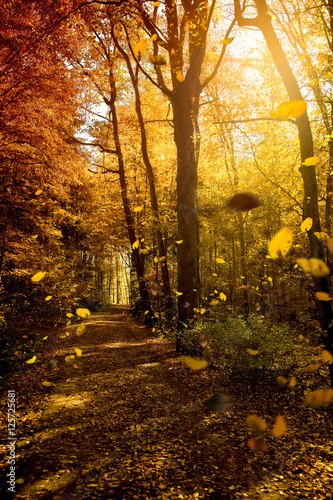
[1,306,333,499]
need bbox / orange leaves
[134,39,147,57]
[272,415,287,438]
[315,292,332,301]
[246,413,287,451]
[304,389,333,408]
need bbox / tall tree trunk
[113,37,173,311]
[108,67,152,315]
[172,81,200,330]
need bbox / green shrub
[201,315,303,376]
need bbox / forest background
[1,0,333,393]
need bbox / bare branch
[201,18,236,90]
[69,134,117,154]
[214,117,297,125]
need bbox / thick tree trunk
[108,68,152,315]
[172,83,200,330]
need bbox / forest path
[2,307,332,499]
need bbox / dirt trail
[2,306,333,499]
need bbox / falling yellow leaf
[303,363,321,373]
[66,313,73,318]
[302,156,320,166]
[176,70,185,82]
[134,39,147,57]
[276,376,288,386]
[43,336,48,340]
[31,271,46,282]
[26,355,36,364]
[216,257,226,264]
[176,291,183,296]
[246,348,259,355]
[301,217,313,232]
[76,323,86,336]
[268,228,293,259]
[41,381,53,387]
[305,389,333,408]
[272,415,287,438]
[288,376,297,388]
[65,355,75,363]
[315,291,332,301]
[219,292,227,301]
[45,295,52,301]
[35,189,43,196]
[149,54,167,65]
[153,1,161,5]
[321,350,333,364]
[271,100,307,119]
[74,348,82,357]
[183,356,208,371]
[314,231,329,240]
[76,308,90,318]
[193,307,199,314]
[221,37,234,45]
[296,258,330,277]
[200,308,206,314]
[176,240,183,244]
[132,240,139,249]
[133,206,143,212]
[246,414,267,436]
[151,33,158,41]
